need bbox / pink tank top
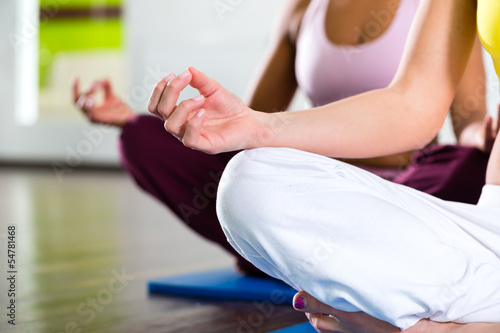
[295,0,420,107]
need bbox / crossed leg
[290,137,500,332]
[217,147,500,332]
[486,129,500,186]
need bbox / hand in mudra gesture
[147,67,272,154]
[73,78,135,127]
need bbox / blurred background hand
[73,78,136,127]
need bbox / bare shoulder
[283,0,311,19]
[288,0,311,45]
[269,0,310,46]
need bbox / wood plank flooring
[0,168,306,333]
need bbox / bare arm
[245,0,309,113]
[449,36,489,150]
[149,0,480,158]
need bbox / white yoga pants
[216,148,500,330]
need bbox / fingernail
[294,296,306,309]
[164,73,176,83]
[179,69,190,79]
[192,95,204,102]
[310,317,317,326]
[76,95,85,108]
[196,109,205,118]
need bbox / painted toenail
[294,296,306,309]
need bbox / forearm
[245,47,297,113]
[449,35,487,147]
[253,87,446,158]
[246,80,296,113]
[244,0,304,113]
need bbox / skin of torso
[323,0,401,45]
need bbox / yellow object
[477,0,500,77]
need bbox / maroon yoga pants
[119,115,490,274]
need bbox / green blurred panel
[39,19,122,86]
[40,19,122,51]
[40,0,122,8]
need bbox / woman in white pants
[146,0,500,330]
[216,146,500,330]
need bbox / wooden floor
[0,168,306,333]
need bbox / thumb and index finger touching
[187,67,222,98]
[73,67,213,111]
[73,77,114,110]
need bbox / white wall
[0,0,121,166]
[124,0,289,111]
[0,0,288,167]
[0,0,16,147]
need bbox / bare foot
[73,78,136,127]
[292,291,401,332]
[290,291,495,333]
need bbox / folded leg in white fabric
[217,147,500,330]
[478,184,500,208]
[481,134,500,207]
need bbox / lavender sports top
[295,0,420,107]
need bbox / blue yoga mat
[272,322,316,332]
[148,267,297,303]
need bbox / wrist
[117,112,137,128]
[249,110,286,149]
